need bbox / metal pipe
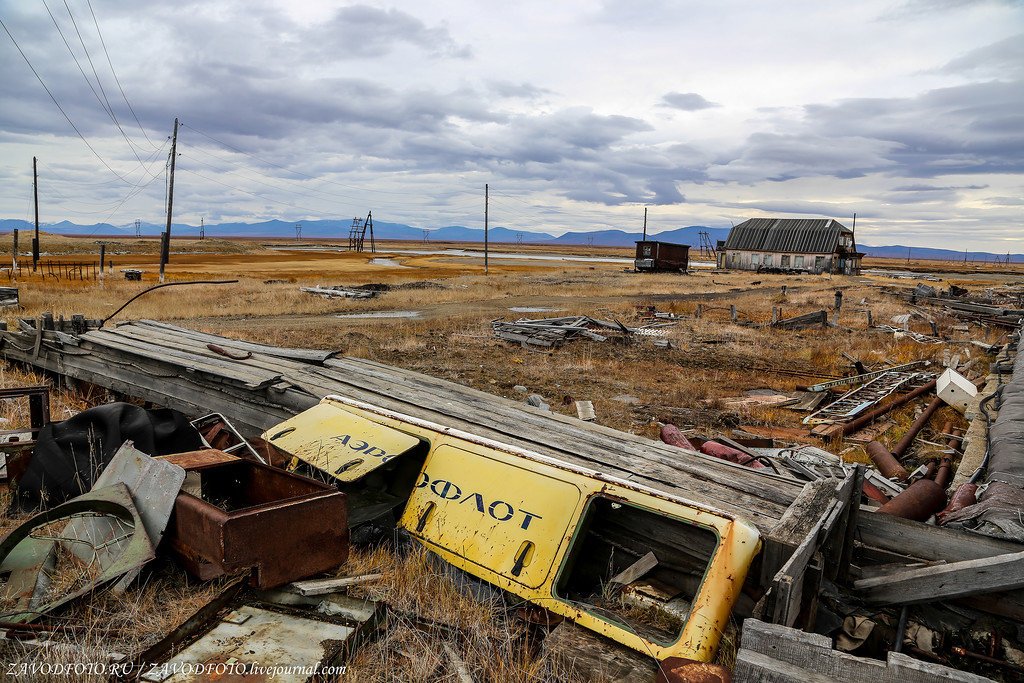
[865,441,910,480]
[934,457,953,489]
[877,478,947,521]
[841,380,937,436]
[891,396,944,457]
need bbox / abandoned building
[719,217,863,275]
[634,240,690,272]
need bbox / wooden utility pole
[160,118,179,283]
[484,183,489,275]
[32,156,39,272]
[99,243,106,280]
[643,207,648,241]
[12,229,18,275]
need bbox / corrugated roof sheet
[723,218,853,253]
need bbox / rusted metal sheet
[163,451,348,588]
[137,587,381,683]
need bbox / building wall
[725,249,861,275]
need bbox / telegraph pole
[32,157,39,272]
[160,117,179,283]
[12,229,18,275]
[200,216,205,240]
[642,207,647,241]
[484,183,489,275]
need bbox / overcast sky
[1,0,1021,249]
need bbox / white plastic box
[937,368,977,414]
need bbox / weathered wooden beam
[855,549,1024,604]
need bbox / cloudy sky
[0,0,1021,249]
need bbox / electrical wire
[85,0,156,149]
[0,16,136,183]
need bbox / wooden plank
[760,478,837,586]
[288,573,384,596]
[855,550,1024,604]
[133,320,336,362]
[857,508,1022,562]
[80,329,282,388]
[540,620,657,683]
[737,618,991,683]
[609,551,657,585]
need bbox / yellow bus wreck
[263,396,762,663]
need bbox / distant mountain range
[2,218,1021,263]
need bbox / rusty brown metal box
[162,450,348,588]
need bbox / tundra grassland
[0,234,1014,680]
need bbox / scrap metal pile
[1,310,1024,681]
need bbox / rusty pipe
[865,440,910,480]
[877,478,947,521]
[699,441,767,469]
[936,482,978,525]
[934,456,953,489]
[841,380,937,436]
[660,424,696,451]
[891,396,944,457]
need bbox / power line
[86,0,156,149]
[61,0,149,164]
[0,16,137,183]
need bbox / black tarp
[15,402,203,509]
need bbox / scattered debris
[492,315,672,348]
[0,286,19,308]
[769,309,828,330]
[301,284,380,299]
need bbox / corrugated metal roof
[723,218,853,253]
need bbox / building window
[780,255,790,267]
[815,256,825,270]
[794,255,804,268]
[764,254,774,266]
[751,254,760,266]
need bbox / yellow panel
[402,444,582,589]
[262,401,421,482]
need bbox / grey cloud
[313,5,471,59]
[486,81,553,100]
[802,80,1024,177]
[880,0,1023,20]
[940,34,1024,77]
[660,92,719,111]
[707,133,900,183]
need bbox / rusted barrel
[877,478,947,521]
